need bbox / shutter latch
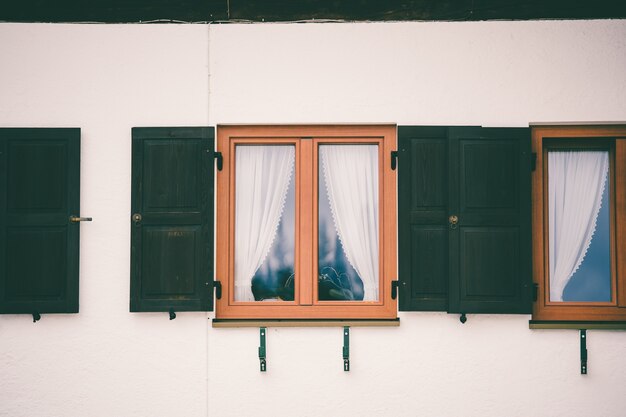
[70,216,92,223]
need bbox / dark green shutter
[447,127,532,313]
[0,128,81,315]
[398,126,532,314]
[398,126,449,311]
[130,127,214,312]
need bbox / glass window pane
[548,150,611,302]
[318,144,379,301]
[234,145,295,302]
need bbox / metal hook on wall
[343,326,350,371]
[259,327,267,372]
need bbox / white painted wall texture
[1,20,626,417]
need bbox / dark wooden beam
[230,0,626,21]
[1,0,228,23]
[1,0,625,23]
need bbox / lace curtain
[234,145,295,301]
[548,151,609,301]
[320,145,379,301]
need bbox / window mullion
[298,138,314,306]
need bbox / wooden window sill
[529,320,626,330]
[212,318,400,328]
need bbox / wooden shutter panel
[0,128,80,314]
[398,126,532,314]
[447,127,532,314]
[130,127,214,312]
[398,126,449,311]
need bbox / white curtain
[548,151,609,301]
[320,145,379,301]
[235,146,295,301]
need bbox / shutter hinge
[391,150,398,170]
[533,282,538,302]
[213,280,222,299]
[214,151,223,171]
[531,152,537,171]
[391,280,399,300]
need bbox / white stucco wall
[1,20,626,417]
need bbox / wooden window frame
[532,125,626,322]
[215,125,397,319]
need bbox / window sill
[529,320,626,330]
[212,318,400,328]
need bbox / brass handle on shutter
[70,216,92,222]
[132,213,142,224]
[449,215,458,229]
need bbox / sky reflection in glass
[561,182,611,302]
[318,156,364,302]
[250,174,295,301]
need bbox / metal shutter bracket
[580,329,588,374]
[255,326,352,372]
[343,326,350,371]
[259,327,267,372]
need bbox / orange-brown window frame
[532,125,626,321]
[216,125,397,319]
